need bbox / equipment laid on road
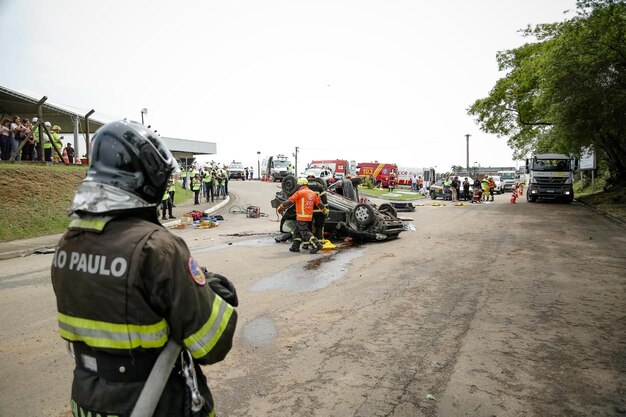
[246,206,261,218]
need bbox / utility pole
[465,134,471,176]
[294,146,299,176]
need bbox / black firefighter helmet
[88,120,178,205]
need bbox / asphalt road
[0,180,624,417]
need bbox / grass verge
[358,186,426,201]
[575,179,626,224]
[0,164,190,242]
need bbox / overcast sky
[1,0,576,172]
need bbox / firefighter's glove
[203,270,239,307]
[277,205,284,214]
[323,207,330,217]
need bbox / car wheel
[352,203,375,227]
[378,203,398,218]
[342,178,357,202]
[430,191,436,200]
[281,175,298,196]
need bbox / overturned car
[271,175,405,242]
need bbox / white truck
[525,153,578,203]
[266,154,293,182]
[498,170,517,192]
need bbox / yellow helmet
[52,125,61,131]
[297,177,308,185]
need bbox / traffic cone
[510,189,517,204]
[62,148,69,164]
[518,185,523,195]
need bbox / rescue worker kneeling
[277,177,327,254]
[51,120,237,417]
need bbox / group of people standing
[410,175,426,194]
[1,116,76,163]
[444,175,497,203]
[0,116,75,164]
[186,164,230,205]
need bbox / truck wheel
[430,191,437,200]
[352,203,375,227]
[281,175,298,196]
[342,178,357,202]
[378,203,398,218]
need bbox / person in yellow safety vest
[161,179,175,220]
[481,177,490,202]
[202,167,214,203]
[43,121,53,161]
[51,120,237,417]
[51,125,63,162]
[192,174,202,205]
[168,175,177,207]
[214,168,225,200]
[444,177,453,200]
[189,165,197,189]
[222,165,229,196]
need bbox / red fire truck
[356,162,398,187]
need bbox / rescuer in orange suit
[277,177,327,254]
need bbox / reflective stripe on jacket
[51,215,237,417]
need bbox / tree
[468,0,626,187]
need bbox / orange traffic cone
[62,148,69,164]
[510,189,517,204]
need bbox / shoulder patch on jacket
[188,257,206,285]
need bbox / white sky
[1,0,575,172]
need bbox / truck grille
[535,177,567,185]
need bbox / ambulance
[356,162,398,188]
[396,167,424,186]
[306,159,353,179]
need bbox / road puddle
[192,236,276,253]
[249,248,366,293]
[241,315,277,348]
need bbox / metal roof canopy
[0,85,217,163]
[0,85,104,133]
[162,137,216,160]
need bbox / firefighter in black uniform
[51,120,238,417]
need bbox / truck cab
[525,154,578,203]
[267,154,293,182]
[498,170,517,192]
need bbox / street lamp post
[141,108,148,125]
[465,134,471,176]
[257,151,261,181]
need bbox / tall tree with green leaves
[468,0,626,187]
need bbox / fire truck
[305,159,353,179]
[356,162,398,187]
